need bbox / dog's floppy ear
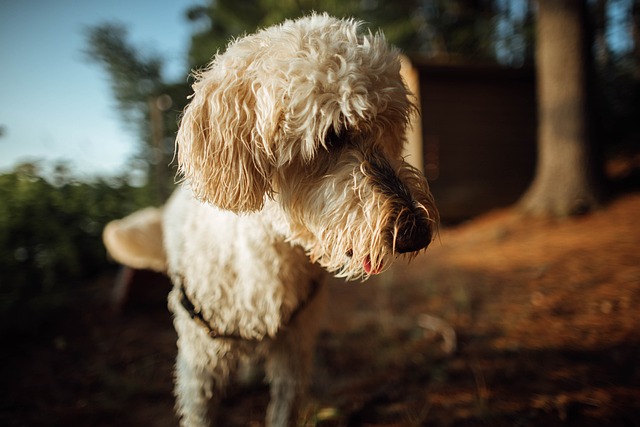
[103,207,167,272]
[176,54,279,213]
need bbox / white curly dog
[103,14,438,427]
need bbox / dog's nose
[394,217,432,254]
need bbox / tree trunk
[593,0,609,66]
[149,96,170,203]
[634,0,640,78]
[519,0,600,217]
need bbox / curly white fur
[103,14,438,427]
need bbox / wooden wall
[413,61,538,222]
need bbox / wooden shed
[411,60,538,222]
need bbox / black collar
[179,279,321,341]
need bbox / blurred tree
[187,0,321,69]
[634,0,640,74]
[184,0,536,71]
[84,24,163,128]
[84,24,187,203]
[416,0,500,60]
[185,0,267,69]
[593,0,611,65]
[592,0,640,162]
[519,0,601,217]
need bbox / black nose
[394,216,433,254]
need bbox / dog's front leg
[264,280,326,427]
[174,350,216,427]
[264,331,310,427]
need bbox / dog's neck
[177,276,322,342]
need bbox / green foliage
[184,0,428,70]
[184,0,535,70]
[186,0,267,69]
[0,162,152,336]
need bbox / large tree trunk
[519,0,600,217]
[634,0,640,77]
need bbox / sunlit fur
[104,14,438,427]
[176,13,437,281]
[177,14,411,213]
[274,143,437,280]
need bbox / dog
[103,14,438,427]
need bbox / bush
[0,162,154,336]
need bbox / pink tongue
[363,256,381,275]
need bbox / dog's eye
[324,128,346,150]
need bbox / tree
[519,0,601,217]
[84,23,164,131]
[184,0,429,70]
[84,24,186,203]
[415,0,500,60]
[185,0,267,69]
[635,0,640,75]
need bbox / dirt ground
[2,192,639,427]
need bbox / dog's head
[176,14,438,279]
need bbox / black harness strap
[179,286,245,340]
[179,280,320,341]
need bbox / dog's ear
[103,207,166,272]
[176,58,279,213]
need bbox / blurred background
[1,1,639,426]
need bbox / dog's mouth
[346,250,383,275]
[363,255,383,275]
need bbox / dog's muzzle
[393,214,432,254]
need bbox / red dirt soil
[2,192,639,426]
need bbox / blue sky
[0,0,202,178]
